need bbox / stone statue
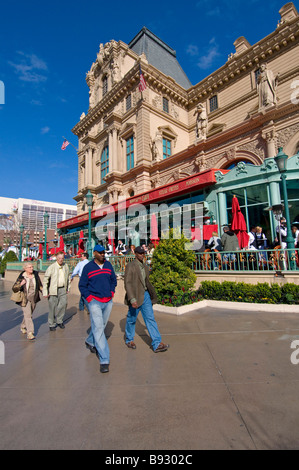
[149,137,158,161]
[257,63,279,109]
[194,103,208,140]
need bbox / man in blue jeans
[124,246,169,353]
[79,245,117,373]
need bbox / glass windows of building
[225,185,271,242]
[101,146,109,184]
[285,179,299,223]
[163,97,169,113]
[102,76,108,97]
[126,94,131,112]
[209,95,218,113]
[126,136,134,170]
[163,138,171,159]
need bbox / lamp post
[43,211,49,261]
[19,224,24,261]
[274,147,296,269]
[25,233,30,258]
[85,190,93,259]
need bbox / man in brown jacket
[124,246,169,353]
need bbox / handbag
[10,279,25,303]
[10,290,24,303]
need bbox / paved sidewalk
[1,279,299,450]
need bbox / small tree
[150,230,196,303]
[0,251,18,277]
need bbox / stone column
[136,105,151,165]
[262,129,277,159]
[86,147,93,186]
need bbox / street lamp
[274,147,296,269]
[85,190,93,258]
[25,233,30,258]
[19,224,24,261]
[43,211,49,261]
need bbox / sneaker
[27,332,35,340]
[153,342,170,353]
[21,327,27,334]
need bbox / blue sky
[1,0,297,206]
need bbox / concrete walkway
[1,279,299,450]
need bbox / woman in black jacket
[12,262,42,340]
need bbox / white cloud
[41,126,50,134]
[9,52,48,83]
[197,37,221,70]
[186,44,199,57]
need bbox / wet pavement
[1,279,299,450]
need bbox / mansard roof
[128,27,192,89]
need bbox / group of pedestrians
[11,245,169,374]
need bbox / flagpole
[62,136,78,151]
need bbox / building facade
[0,197,77,251]
[58,3,299,249]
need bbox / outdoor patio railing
[5,248,299,275]
[192,248,299,273]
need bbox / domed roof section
[129,27,192,89]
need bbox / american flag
[138,65,147,93]
[61,139,70,150]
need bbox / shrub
[0,250,18,276]
[150,230,196,302]
[156,280,299,307]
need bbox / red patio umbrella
[150,213,160,247]
[231,195,249,249]
[38,243,43,257]
[58,235,64,253]
[76,230,85,256]
[108,231,115,254]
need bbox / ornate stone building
[59,3,299,249]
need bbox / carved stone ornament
[214,171,225,182]
[236,161,248,175]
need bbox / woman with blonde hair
[11,263,43,340]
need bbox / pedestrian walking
[124,246,169,353]
[79,245,117,374]
[71,252,90,311]
[11,262,42,340]
[42,251,71,331]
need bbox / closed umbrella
[58,235,64,253]
[108,231,115,254]
[150,213,159,247]
[76,230,85,256]
[231,195,249,249]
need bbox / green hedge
[157,281,299,306]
